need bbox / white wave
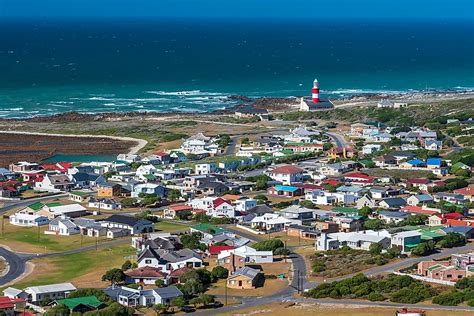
[144,90,224,97]
[6,107,24,111]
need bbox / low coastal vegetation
[305,273,474,307]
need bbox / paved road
[0,248,26,285]
[223,136,239,156]
[0,193,68,214]
[325,131,348,148]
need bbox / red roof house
[208,245,235,255]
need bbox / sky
[1,0,473,20]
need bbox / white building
[24,283,76,303]
[218,245,273,264]
[316,231,391,251]
[9,213,49,227]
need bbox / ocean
[0,18,473,118]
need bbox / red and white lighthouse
[311,78,319,103]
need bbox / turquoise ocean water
[0,18,473,118]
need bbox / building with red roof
[0,296,26,312]
[400,205,439,216]
[428,213,464,226]
[344,172,375,185]
[124,266,168,285]
[454,186,474,201]
[208,245,235,256]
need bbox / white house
[250,213,292,231]
[104,285,183,307]
[9,213,49,227]
[218,245,273,264]
[194,163,217,175]
[266,165,304,185]
[391,231,422,253]
[137,247,203,274]
[99,215,154,235]
[305,190,338,206]
[24,283,76,303]
[316,231,391,251]
[234,198,257,212]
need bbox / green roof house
[55,296,105,313]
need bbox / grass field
[218,302,474,316]
[0,223,114,253]
[154,221,190,233]
[7,244,136,290]
[206,262,290,297]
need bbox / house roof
[400,205,438,215]
[426,158,442,166]
[124,266,167,278]
[101,214,152,227]
[406,178,430,185]
[379,211,410,218]
[208,245,235,255]
[380,197,407,207]
[213,197,231,208]
[270,165,304,174]
[332,207,358,214]
[153,286,183,299]
[229,266,260,280]
[169,205,194,212]
[407,159,424,166]
[454,186,474,196]
[55,296,104,310]
[191,223,225,235]
[26,283,76,294]
[247,204,274,215]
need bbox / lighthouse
[311,78,319,103]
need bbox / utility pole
[225,279,228,305]
[96,235,98,251]
[37,224,40,242]
[284,240,287,263]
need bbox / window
[145,259,152,264]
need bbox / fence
[393,271,456,286]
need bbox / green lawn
[0,224,116,253]
[6,245,137,290]
[155,221,190,233]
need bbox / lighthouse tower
[311,79,320,103]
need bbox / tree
[167,189,181,202]
[44,304,70,316]
[274,247,291,261]
[155,279,165,287]
[153,303,168,315]
[188,297,202,307]
[363,219,385,230]
[385,246,401,259]
[102,268,125,284]
[211,266,229,280]
[121,260,132,271]
[369,243,382,255]
[180,233,207,251]
[252,239,284,252]
[199,294,215,306]
[300,200,315,209]
[358,206,373,218]
[68,288,110,303]
[121,198,137,208]
[411,241,435,256]
[436,233,466,248]
[171,297,186,309]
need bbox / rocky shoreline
[1,90,472,123]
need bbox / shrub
[432,290,465,306]
[368,292,385,301]
[211,266,229,280]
